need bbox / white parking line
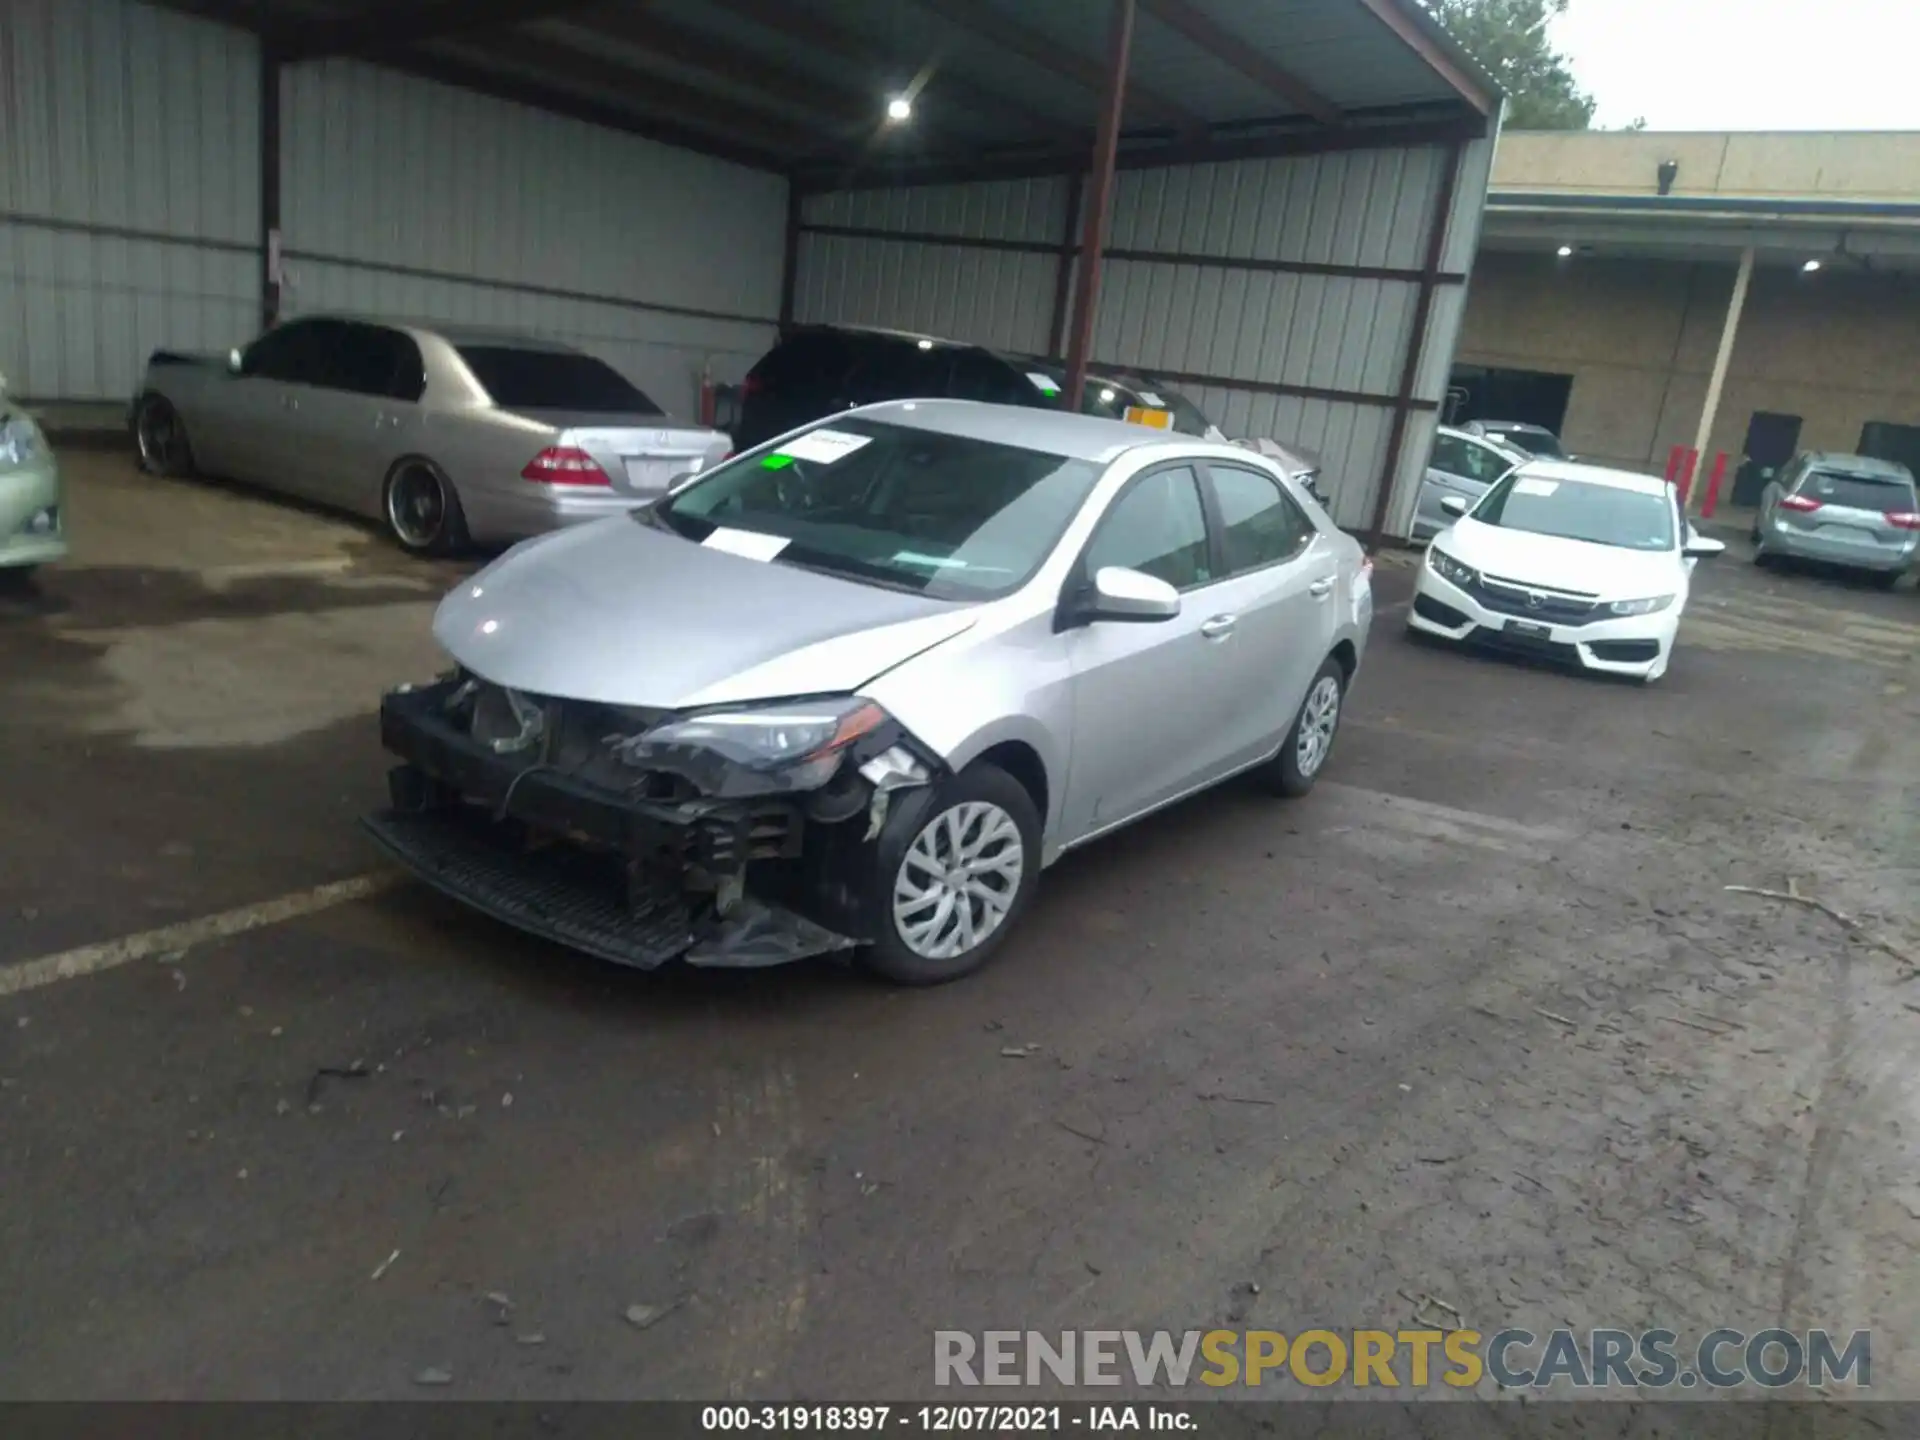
[0,872,399,998]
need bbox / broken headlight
[611,696,889,792]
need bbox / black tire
[133,394,195,477]
[1260,654,1347,798]
[1869,570,1903,591]
[855,761,1042,986]
[382,460,470,556]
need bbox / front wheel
[857,762,1041,986]
[1261,656,1346,798]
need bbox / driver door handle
[1308,578,1334,599]
[1199,614,1236,640]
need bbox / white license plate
[622,457,676,491]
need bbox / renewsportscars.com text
[934,1328,1870,1390]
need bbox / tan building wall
[1455,251,1920,479]
[1492,131,1920,203]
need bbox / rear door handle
[1308,578,1335,599]
[1199,614,1236,640]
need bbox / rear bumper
[1763,518,1916,572]
[368,680,854,970]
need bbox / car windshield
[458,345,662,415]
[1473,473,1675,551]
[1484,427,1565,459]
[650,417,1102,600]
[1801,470,1917,511]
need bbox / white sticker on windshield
[1136,391,1165,407]
[1026,371,1062,395]
[702,527,790,561]
[1513,477,1560,497]
[778,428,872,464]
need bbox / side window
[1084,466,1212,590]
[389,333,426,401]
[330,325,425,400]
[755,332,852,397]
[1430,433,1470,477]
[242,320,326,382]
[947,350,1030,406]
[1209,464,1313,573]
[1462,440,1515,484]
[846,339,949,404]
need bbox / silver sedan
[367,400,1375,983]
[131,315,729,554]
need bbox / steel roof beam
[1139,0,1342,127]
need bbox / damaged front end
[362,673,941,970]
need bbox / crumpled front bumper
[364,679,869,970]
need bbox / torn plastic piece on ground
[684,893,857,968]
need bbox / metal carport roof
[154,0,1498,187]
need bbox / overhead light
[886,95,912,122]
[1556,245,1574,258]
[916,338,933,350]
[1802,258,1823,273]
[1098,387,1116,404]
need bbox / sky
[1551,0,1920,131]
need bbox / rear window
[1799,470,1917,511]
[458,346,661,414]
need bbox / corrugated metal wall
[279,60,787,420]
[793,137,1499,537]
[0,0,259,403]
[0,0,788,422]
[796,178,1073,355]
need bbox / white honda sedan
[1407,459,1724,682]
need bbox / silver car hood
[434,518,977,710]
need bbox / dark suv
[733,326,1053,450]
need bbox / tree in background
[1426,0,1596,130]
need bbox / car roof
[292,312,581,353]
[853,398,1216,464]
[1439,424,1529,458]
[1472,419,1554,434]
[1517,458,1671,496]
[1803,452,1915,480]
[789,322,981,350]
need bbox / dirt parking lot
[2,451,1918,1402]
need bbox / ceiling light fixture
[1556,244,1574,258]
[886,95,912,123]
[1802,258,1823,273]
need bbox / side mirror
[1440,495,1470,517]
[227,348,244,375]
[1078,566,1180,624]
[1683,536,1727,559]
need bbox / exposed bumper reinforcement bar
[362,808,697,970]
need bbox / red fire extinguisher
[698,360,717,428]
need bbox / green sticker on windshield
[760,453,796,469]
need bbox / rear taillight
[1887,511,1920,530]
[1778,493,1822,513]
[521,446,612,486]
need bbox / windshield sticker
[1124,406,1173,430]
[1513,477,1559,497]
[1026,372,1061,395]
[892,551,967,569]
[1136,391,1165,407]
[777,429,872,464]
[702,527,791,561]
[759,453,795,470]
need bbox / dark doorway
[1859,420,1920,476]
[1733,411,1802,505]
[1445,364,1574,434]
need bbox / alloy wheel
[1295,675,1342,778]
[891,801,1026,961]
[387,465,446,549]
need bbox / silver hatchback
[366,401,1374,984]
[1755,453,1920,585]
